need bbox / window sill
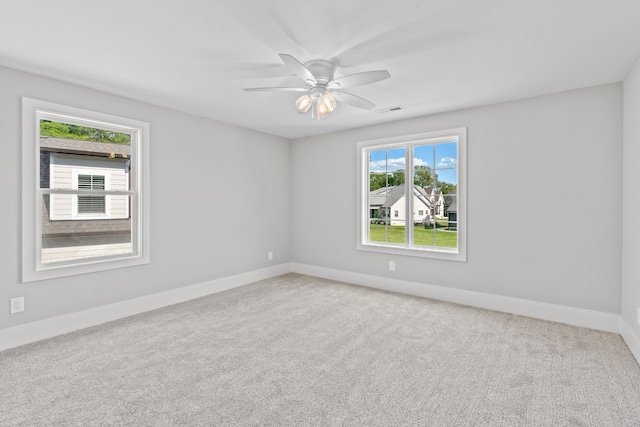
[357,242,466,262]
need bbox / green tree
[369,173,388,191]
[40,121,75,138]
[438,182,457,194]
[40,120,131,145]
[370,170,406,190]
[413,165,435,187]
[389,169,405,186]
[370,167,455,193]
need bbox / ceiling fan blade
[279,53,317,86]
[328,70,390,89]
[243,87,308,92]
[330,90,376,110]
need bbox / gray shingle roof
[369,185,431,209]
[444,194,457,212]
[40,137,131,156]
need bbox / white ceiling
[1,0,639,140]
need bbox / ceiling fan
[243,54,390,119]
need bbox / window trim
[22,97,150,282]
[356,127,467,262]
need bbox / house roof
[444,194,457,212]
[368,187,392,208]
[380,186,406,208]
[40,137,131,157]
[370,185,431,209]
[423,187,444,198]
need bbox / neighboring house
[423,187,445,217]
[40,137,132,263]
[369,185,432,226]
[444,193,458,230]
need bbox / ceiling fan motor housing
[304,60,336,86]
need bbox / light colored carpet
[1,273,640,426]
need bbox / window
[357,128,466,261]
[77,174,106,214]
[22,98,150,282]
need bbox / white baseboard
[0,263,291,352]
[291,263,620,333]
[620,317,640,365]
[1,262,625,353]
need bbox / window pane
[412,141,458,250]
[414,225,436,247]
[77,195,105,214]
[40,121,131,191]
[78,174,105,190]
[78,175,92,189]
[368,147,405,245]
[435,142,457,250]
[41,193,133,265]
[413,144,434,180]
[413,226,458,249]
[435,142,457,171]
[39,120,133,265]
[444,193,458,231]
[413,144,436,231]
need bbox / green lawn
[369,223,457,248]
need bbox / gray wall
[0,65,291,330]
[0,64,627,334]
[622,57,640,332]
[291,84,622,314]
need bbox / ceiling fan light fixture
[295,95,312,113]
[319,93,337,113]
[317,105,329,118]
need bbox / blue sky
[369,141,458,185]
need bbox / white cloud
[437,157,457,168]
[370,157,405,172]
[370,157,431,172]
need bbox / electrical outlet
[10,297,24,314]
[268,251,273,261]
[389,261,395,271]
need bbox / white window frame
[356,127,467,262]
[22,97,150,282]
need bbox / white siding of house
[50,154,129,220]
[388,195,431,226]
[434,194,445,217]
[389,199,404,226]
[108,167,129,218]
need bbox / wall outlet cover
[10,297,25,314]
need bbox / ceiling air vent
[375,105,405,113]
